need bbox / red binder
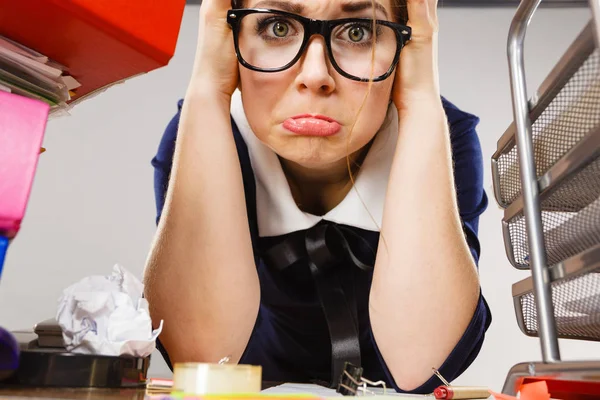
[0,0,186,101]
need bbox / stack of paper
[145,378,174,396]
[0,35,81,115]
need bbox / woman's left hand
[392,0,441,110]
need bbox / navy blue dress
[151,97,491,394]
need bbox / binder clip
[336,362,387,396]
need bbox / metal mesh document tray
[512,244,600,341]
[503,182,600,268]
[492,22,600,211]
[500,0,600,396]
[494,22,600,270]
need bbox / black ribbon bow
[264,222,376,388]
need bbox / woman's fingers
[200,0,234,16]
[191,0,240,97]
[405,0,438,39]
[199,0,234,29]
[392,0,441,107]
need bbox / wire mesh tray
[492,22,600,209]
[503,154,600,268]
[513,244,600,341]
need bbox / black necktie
[264,222,376,388]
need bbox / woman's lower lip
[283,118,341,137]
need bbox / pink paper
[0,91,49,238]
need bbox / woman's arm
[369,0,484,391]
[143,1,259,365]
[370,97,482,391]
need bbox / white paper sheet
[261,383,435,399]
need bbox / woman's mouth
[283,114,342,137]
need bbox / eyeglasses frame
[226,8,412,82]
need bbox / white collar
[230,90,398,238]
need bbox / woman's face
[239,0,396,170]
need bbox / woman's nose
[294,36,336,95]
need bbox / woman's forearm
[370,97,480,390]
[144,89,260,365]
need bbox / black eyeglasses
[226,8,411,82]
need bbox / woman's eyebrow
[253,0,304,14]
[340,1,389,18]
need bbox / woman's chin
[262,129,363,169]
[276,149,347,170]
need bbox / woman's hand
[392,0,441,110]
[189,0,239,99]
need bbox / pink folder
[0,91,50,238]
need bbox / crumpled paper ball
[56,264,163,357]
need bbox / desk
[0,382,284,399]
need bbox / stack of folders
[0,35,81,116]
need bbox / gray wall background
[1,4,598,391]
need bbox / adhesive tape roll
[172,363,262,395]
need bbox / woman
[144,0,491,393]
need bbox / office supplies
[0,236,7,280]
[172,362,262,396]
[4,349,150,388]
[493,0,600,397]
[0,0,186,391]
[0,34,75,109]
[146,377,174,396]
[33,318,65,349]
[336,362,388,396]
[490,381,551,400]
[56,264,162,357]
[433,386,491,399]
[0,45,62,79]
[431,368,490,400]
[262,383,345,397]
[263,383,436,399]
[432,369,451,387]
[0,0,186,108]
[4,321,151,388]
[3,265,161,388]
[0,327,19,382]
[0,35,48,64]
[0,91,49,239]
[0,40,73,113]
[515,381,550,400]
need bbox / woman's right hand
[189,0,239,99]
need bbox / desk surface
[0,387,146,399]
[0,382,284,399]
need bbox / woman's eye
[272,21,289,37]
[338,24,373,43]
[255,17,297,39]
[348,26,365,42]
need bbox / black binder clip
[336,362,387,396]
